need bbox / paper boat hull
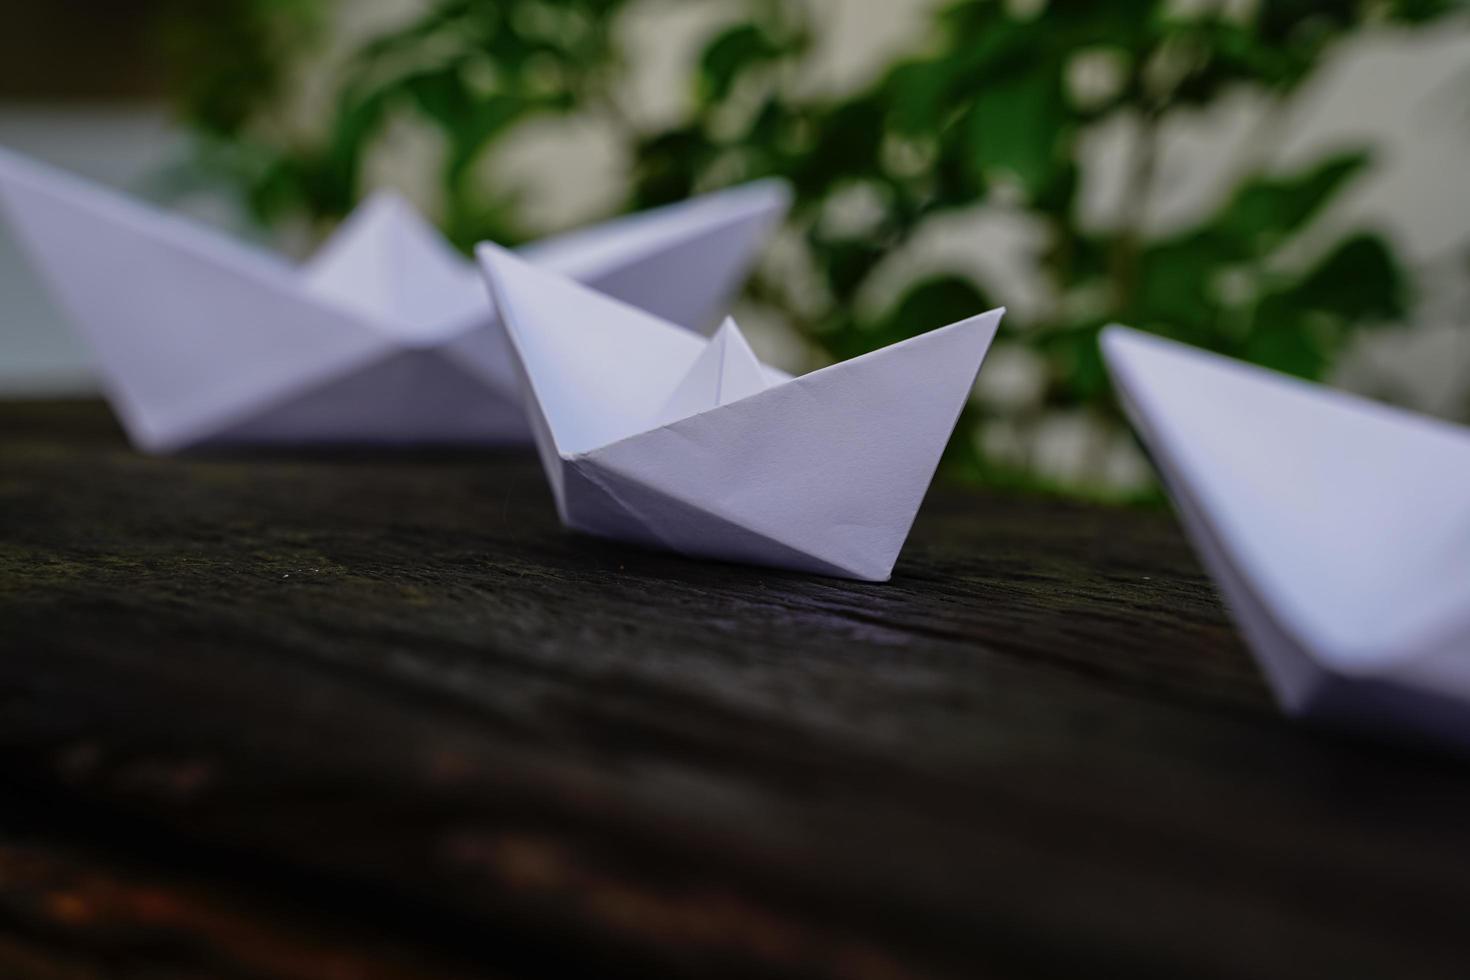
[191,345,532,448]
[1102,325,1470,750]
[478,239,1004,581]
[558,456,863,579]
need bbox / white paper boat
[1102,326,1470,746]
[477,243,1004,582]
[0,146,789,452]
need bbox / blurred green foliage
[159,0,325,136]
[163,0,1468,492]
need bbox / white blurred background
[3,0,1468,431]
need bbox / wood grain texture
[2,400,1468,979]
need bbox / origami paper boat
[1102,326,1470,747]
[0,146,789,452]
[477,243,1004,582]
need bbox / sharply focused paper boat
[0,147,789,452]
[477,243,1003,582]
[1102,326,1470,747]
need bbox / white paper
[1102,326,1470,745]
[477,243,1004,582]
[0,146,790,452]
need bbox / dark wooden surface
[2,399,1468,980]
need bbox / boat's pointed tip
[711,316,749,345]
[473,243,522,317]
[747,176,794,210]
[702,176,793,220]
[1099,322,1141,352]
[949,305,1005,330]
[358,186,413,209]
[347,188,443,239]
[473,242,525,293]
[474,240,516,267]
[942,306,1006,347]
[1099,326,1193,372]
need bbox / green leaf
[822,274,994,361]
[698,24,782,105]
[813,237,887,300]
[790,99,886,194]
[1216,152,1371,253]
[1130,231,1230,332]
[1282,232,1408,322]
[1240,296,1329,379]
[885,60,960,135]
[631,126,716,207]
[404,66,474,127]
[884,274,994,333]
[964,68,1064,198]
[445,95,525,185]
[1041,321,1113,405]
[1387,0,1470,22]
[316,85,393,209]
[1239,234,1408,379]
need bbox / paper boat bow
[478,243,1004,582]
[1103,326,1470,747]
[0,147,789,452]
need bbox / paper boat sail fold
[478,242,1003,582]
[651,318,770,430]
[0,146,790,452]
[300,191,490,341]
[1102,325,1470,747]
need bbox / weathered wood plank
[2,400,1469,979]
[0,824,492,980]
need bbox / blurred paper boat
[0,146,789,452]
[477,243,1003,582]
[1102,326,1470,747]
